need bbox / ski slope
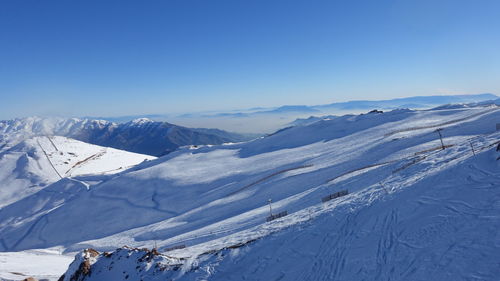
[176,145,500,281]
[0,136,155,207]
[0,104,499,280]
[58,143,500,281]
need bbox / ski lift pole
[469,140,476,156]
[435,128,445,150]
[268,199,273,217]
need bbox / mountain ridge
[191,93,499,118]
[0,117,254,156]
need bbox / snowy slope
[175,146,500,281]
[0,249,73,281]
[0,136,155,207]
[1,104,499,280]
[58,145,500,281]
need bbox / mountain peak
[128,118,155,125]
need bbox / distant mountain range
[0,117,255,156]
[289,96,500,127]
[205,93,498,118]
[82,94,498,134]
[87,94,498,122]
[1,95,497,144]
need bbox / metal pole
[268,199,273,217]
[469,140,476,156]
[436,129,445,150]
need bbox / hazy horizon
[1,92,497,120]
[2,93,497,134]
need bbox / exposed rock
[60,248,100,281]
[59,247,184,281]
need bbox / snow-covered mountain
[0,136,155,208]
[1,103,499,280]
[60,144,500,281]
[0,117,254,157]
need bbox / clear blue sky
[1,0,499,119]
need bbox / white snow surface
[0,136,155,207]
[179,147,500,281]
[0,249,73,281]
[1,105,499,280]
[58,144,500,281]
